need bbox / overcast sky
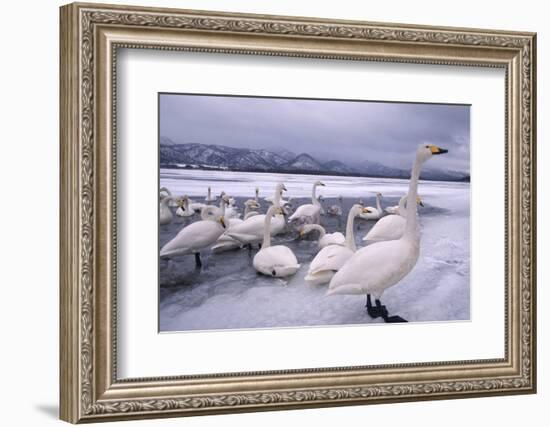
[159,93,470,173]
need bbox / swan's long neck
[244,203,255,217]
[376,194,382,212]
[207,187,211,199]
[404,156,423,239]
[398,195,407,217]
[312,184,320,206]
[273,187,282,207]
[160,196,172,207]
[219,199,226,216]
[263,207,276,248]
[255,188,259,202]
[345,209,357,251]
[184,198,190,211]
[308,224,326,238]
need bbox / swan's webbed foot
[383,315,408,323]
[366,295,407,322]
[194,253,202,269]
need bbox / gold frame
[59,2,537,423]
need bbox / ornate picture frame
[60,2,536,423]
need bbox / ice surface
[159,169,470,332]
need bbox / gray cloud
[160,93,470,173]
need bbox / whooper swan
[326,144,448,323]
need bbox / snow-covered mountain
[284,153,322,171]
[159,138,469,181]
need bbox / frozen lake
[159,169,470,332]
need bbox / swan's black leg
[366,295,388,319]
[194,253,202,269]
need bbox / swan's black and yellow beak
[219,217,226,228]
[282,184,288,192]
[430,145,448,155]
[362,207,372,214]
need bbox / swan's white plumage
[175,197,194,217]
[204,186,216,203]
[327,238,419,299]
[224,183,287,245]
[253,245,300,277]
[225,212,285,245]
[253,204,300,278]
[159,207,226,258]
[309,245,354,275]
[304,204,368,286]
[363,215,406,242]
[327,143,448,301]
[364,195,423,242]
[288,181,325,225]
[159,196,174,225]
[327,197,343,217]
[289,204,320,222]
[211,200,261,253]
[358,193,383,220]
[300,224,345,249]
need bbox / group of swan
[159,143,448,322]
[160,185,263,226]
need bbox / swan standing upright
[204,186,216,204]
[363,195,423,242]
[304,205,371,286]
[160,206,227,267]
[327,144,448,322]
[253,205,300,278]
[288,181,325,225]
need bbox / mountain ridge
[159,138,469,182]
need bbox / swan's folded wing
[309,245,353,275]
[364,215,405,241]
[328,240,416,295]
[160,220,224,256]
[289,204,319,220]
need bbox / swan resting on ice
[253,205,300,278]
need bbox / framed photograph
[60,2,537,423]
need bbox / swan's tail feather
[325,283,365,296]
[305,271,334,286]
